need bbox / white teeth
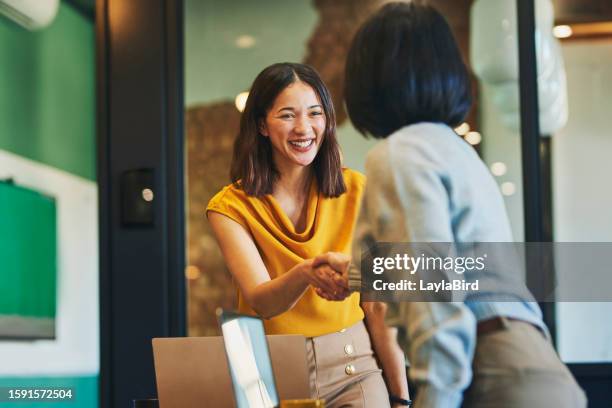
[289,140,314,148]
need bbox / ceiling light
[235,92,249,112]
[235,35,256,49]
[553,25,572,39]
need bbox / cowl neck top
[207,168,365,337]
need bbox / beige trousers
[306,320,390,408]
[463,318,587,408]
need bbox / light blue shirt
[351,122,545,408]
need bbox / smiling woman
[260,81,325,170]
[204,62,400,407]
[229,62,344,198]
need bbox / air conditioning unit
[0,0,59,30]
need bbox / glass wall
[184,0,612,370]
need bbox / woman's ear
[259,120,269,137]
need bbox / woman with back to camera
[316,2,586,408]
[207,62,409,407]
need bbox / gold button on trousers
[305,321,390,408]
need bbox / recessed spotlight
[235,35,256,49]
[465,131,482,145]
[235,92,249,112]
[553,25,572,39]
[490,162,507,177]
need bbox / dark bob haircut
[231,62,346,197]
[344,2,472,138]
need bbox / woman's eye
[310,111,323,116]
[279,114,294,119]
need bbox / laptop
[153,314,310,408]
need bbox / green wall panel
[0,3,95,181]
[0,182,56,319]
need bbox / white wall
[553,41,612,242]
[553,40,612,363]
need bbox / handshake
[302,252,353,301]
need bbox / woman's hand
[300,259,349,301]
[311,252,351,301]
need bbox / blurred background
[182,0,612,365]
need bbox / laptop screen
[219,311,279,408]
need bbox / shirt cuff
[413,385,463,408]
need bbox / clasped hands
[301,252,352,301]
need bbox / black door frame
[96,0,185,407]
[517,0,612,405]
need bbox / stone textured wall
[303,0,386,125]
[186,102,240,336]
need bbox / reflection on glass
[470,0,526,240]
[221,315,279,408]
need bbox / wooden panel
[554,0,612,24]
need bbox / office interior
[0,0,611,407]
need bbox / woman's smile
[260,80,326,168]
[288,138,315,151]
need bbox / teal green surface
[184,0,317,106]
[0,182,56,318]
[0,3,95,181]
[0,375,98,407]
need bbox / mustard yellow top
[206,168,365,337]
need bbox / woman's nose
[293,116,309,134]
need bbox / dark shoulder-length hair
[230,62,346,197]
[344,2,472,138]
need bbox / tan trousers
[306,320,390,408]
[463,318,587,408]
